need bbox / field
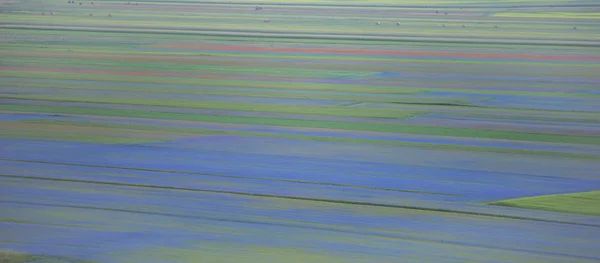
[492,190,600,216]
[1,0,600,262]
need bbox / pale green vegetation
[0,122,169,144]
[494,12,600,19]
[0,95,425,119]
[0,251,35,263]
[115,244,400,263]
[491,191,600,216]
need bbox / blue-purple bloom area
[1,0,600,262]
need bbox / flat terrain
[1,0,599,262]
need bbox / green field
[492,191,600,216]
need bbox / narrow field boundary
[0,159,457,196]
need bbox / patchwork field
[1,0,600,262]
